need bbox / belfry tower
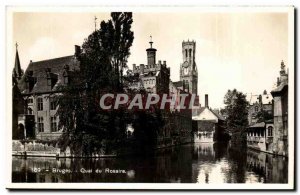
[180,40,198,95]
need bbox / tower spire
[13,42,22,80]
[94,16,97,31]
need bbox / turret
[12,42,23,82]
[146,36,157,66]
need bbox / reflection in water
[12,143,288,183]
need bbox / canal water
[12,142,288,183]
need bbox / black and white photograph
[6,6,294,190]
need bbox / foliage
[256,110,273,123]
[56,12,134,155]
[131,108,165,154]
[56,12,165,156]
[223,89,249,145]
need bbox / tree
[223,89,249,145]
[256,110,273,123]
[56,12,134,155]
[98,12,134,90]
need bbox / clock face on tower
[184,67,189,75]
[182,61,189,75]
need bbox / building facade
[247,92,273,126]
[177,40,200,116]
[246,61,288,157]
[131,40,170,94]
[169,81,193,144]
[192,95,226,143]
[271,61,288,156]
[126,39,194,146]
[246,121,274,152]
[13,46,81,140]
[14,38,196,144]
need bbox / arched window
[27,107,33,115]
[189,49,192,57]
[185,49,188,58]
[268,126,273,137]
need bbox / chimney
[157,60,161,69]
[259,95,262,104]
[205,94,209,108]
[133,64,136,71]
[75,45,81,58]
[140,64,144,74]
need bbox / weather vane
[149,35,153,48]
[94,16,98,31]
[15,42,18,50]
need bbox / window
[255,106,259,112]
[185,49,188,58]
[64,76,68,84]
[27,98,33,104]
[37,117,44,132]
[27,108,33,115]
[37,97,43,111]
[268,126,273,137]
[189,49,192,57]
[50,98,57,110]
[51,116,57,132]
[47,78,52,86]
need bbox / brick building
[192,94,226,143]
[271,60,288,156]
[130,40,170,94]
[246,61,289,157]
[13,45,81,140]
[125,39,195,146]
[246,91,273,126]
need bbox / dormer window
[25,71,36,92]
[64,76,69,84]
[47,78,52,86]
[46,68,58,89]
[63,64,70,84]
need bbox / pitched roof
[19,55,80,94]
[173,81,183,88]
[192,107,225,121]
[13,49,23,79]
[246,93,273,105]
[248,122,265,128]
[271,81,288,94]
[197,107,206,114]
[211,109,225,120]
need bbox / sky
[12,11,289,108]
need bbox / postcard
[6,6,294,190]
